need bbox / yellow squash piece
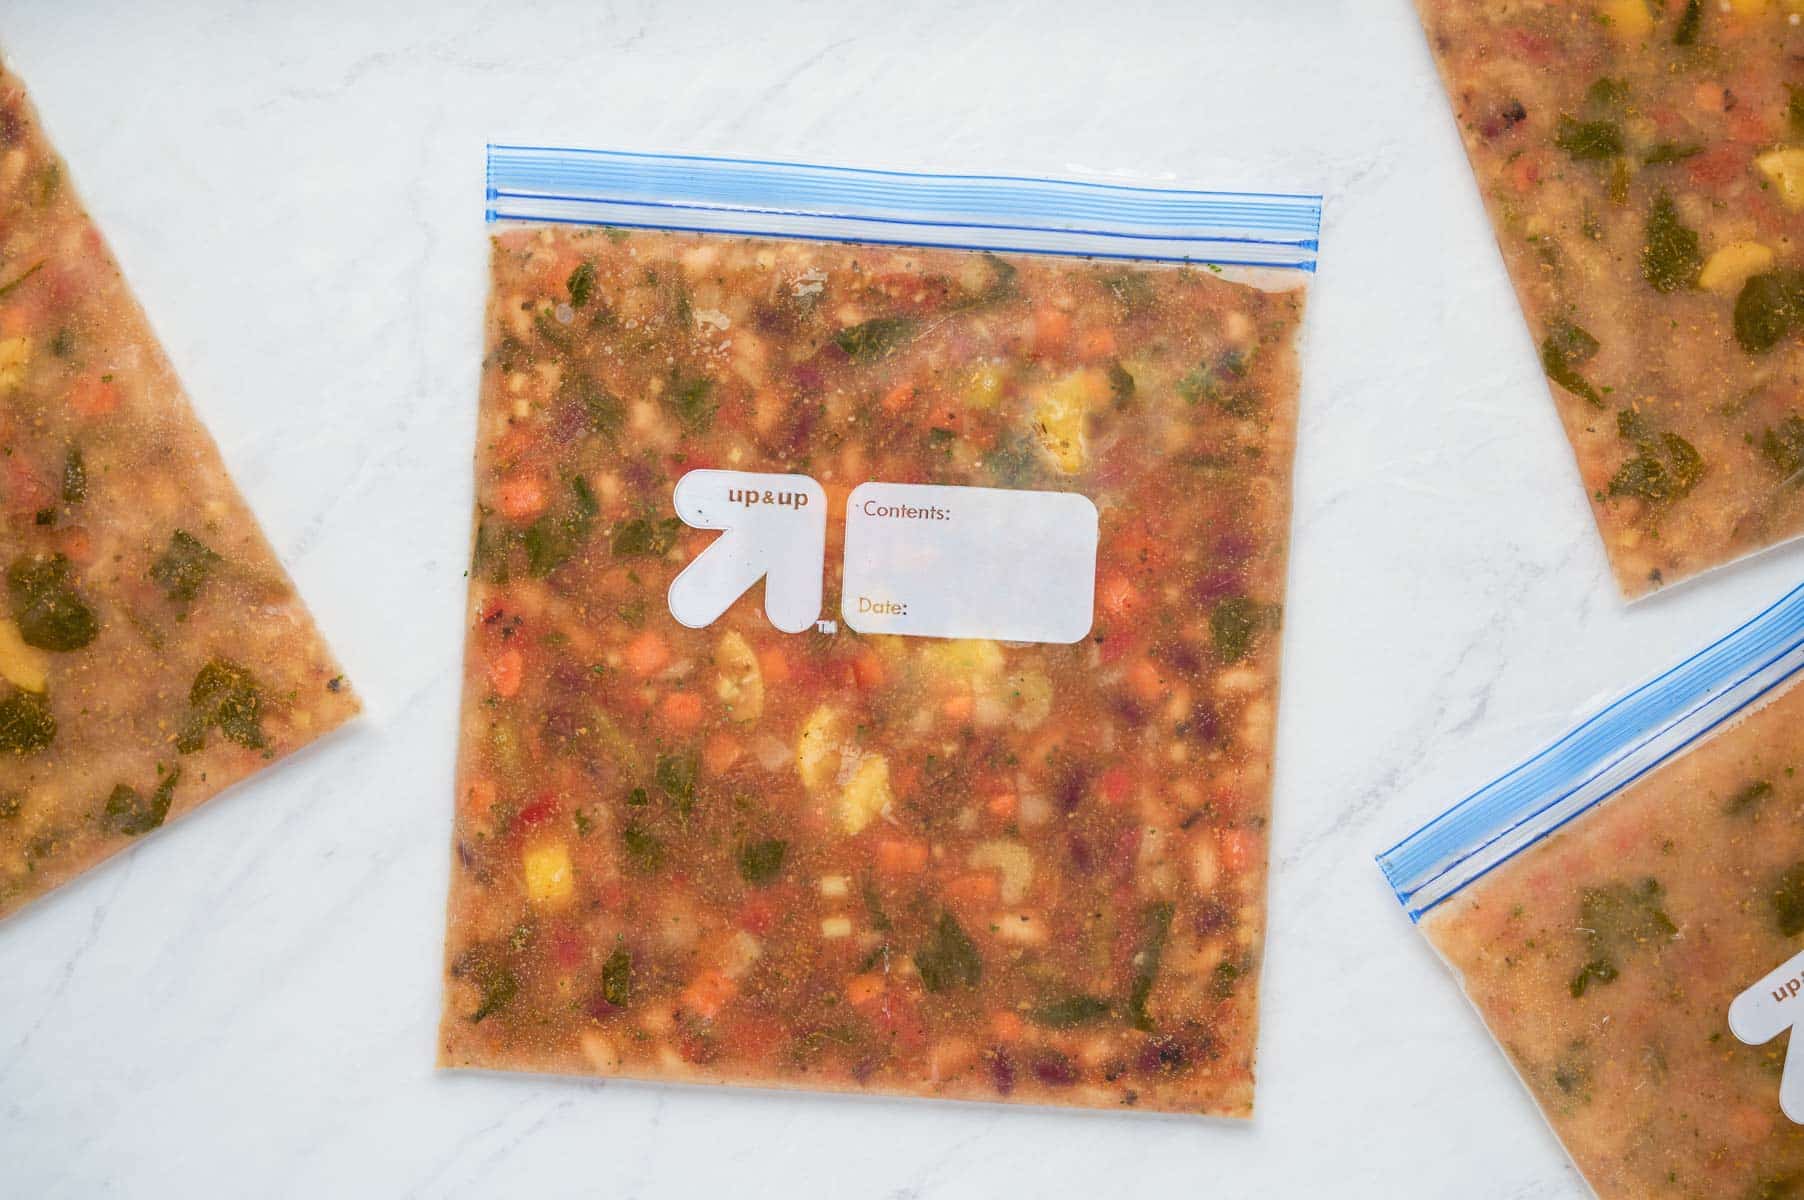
[1699,241,1776,294]
[1032,368,1108,473]
[998,669,1053,730]
[0,336,31,390]
[838,754,893,835]
[1598,0,1653,39]
[924,638,1005,681]
[0,620,49,693]
[968,839,1034,904]
[796,705,848,793]
[523,842,574,906]
[713,630,764,722]
[1723,0,1778,13]
[1756,149,1804,212]
[962,361,1007,409]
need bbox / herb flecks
[149,530,222,608]
[1567,879,1677,998]
[1735,271,1804,355]
[102,768,180,836]
[915,911,982,993]
[1126,900,1175,1031]
[7,554,98,652]
[1555,116,1624,161]
[0,688,55,753]
[176,659,266,753]
[834,317,919,363]
[1608,409,1703,503]
[1642,192,1702,294]
[1540,321,1605,408]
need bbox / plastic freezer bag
[0,60,358,919]
[436,146,1321,1114]
[1414,0,1804,598]
[1381,583,1804,1196]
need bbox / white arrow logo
[1730,946,1804,1124]
[667,470,826,634]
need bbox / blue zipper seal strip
[486,145,1322,272]
[1379,581,1804,921]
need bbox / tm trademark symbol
[815,619,838,635]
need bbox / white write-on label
[1730,946,1804,1124]
[841,482,1097,644]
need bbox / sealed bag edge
[1378,580,1804,922]
[485,143,1323,280]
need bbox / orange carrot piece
[1692,80,1729,115]
[1098,573,1138,618]
[661,690,705,732]
[67,374,118,417]
[942,692,975,722]
[488,646,525,697]
[1033,306,1072,356]
[991,1010,1024,1042]
[1098,766,1134,807]
[876,838,930,875]
[497,473,548,521]
[986,791,1017,821]
[844,973,886,1007]
[624,630,670,677]
[946,873,999,904]
[757,644,791,685]
[494,425,536,464]
[702,730,741,775]
[752,387,783,433]
[1508,154,1540,194]
[1127,658,1165,704]
[1220,827,1262,874]
[465,777,497,814]
[852,649,885,690]
[679,969,738,1021]
[881,381,916,414]
[1078,327,1117,360]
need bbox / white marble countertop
[4,2,1800,1196]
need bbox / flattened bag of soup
[1412,0,1804,598]
[0,59,358,921]
[436,146,1321,1115]
[1382,582,1804,1195]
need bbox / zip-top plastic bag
[0,59,358,922]
[436,146,1321,1115]
[1381,582,1804,1195]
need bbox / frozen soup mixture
[1426,679,1804,1197]
[0,61,357,918]
[438,225,1306,1114]
[1417,0,1804,594]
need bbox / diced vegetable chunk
[1756,148,1804,212]
[796,705,847,793]
[523,842,575,905]
[1699,241,1775,294]
[0,620,49,693]
[714,630,764,722]
[1032,369,1107,473]
[838,754,893,835]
